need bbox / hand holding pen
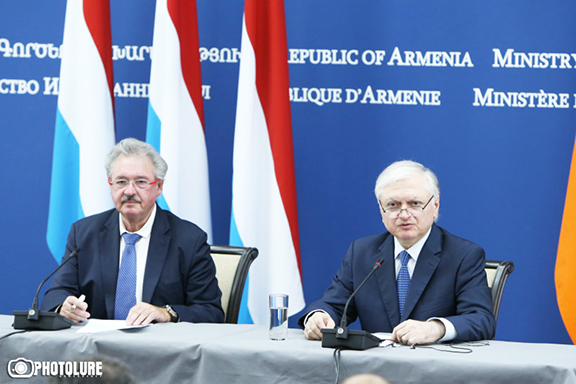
[70,294,85,311]
[61,294,90,323]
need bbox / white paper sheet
[372,332,395,347]
[76,319,149,333]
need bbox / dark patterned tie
[114,233,141,320]
[397,250,411,317]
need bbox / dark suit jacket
[299,224,495,341]
[42,206,224,323]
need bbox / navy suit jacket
[42,206,224,323]
[299,224,495,341]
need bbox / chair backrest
[210,245,259,324]
[484,260,514,327]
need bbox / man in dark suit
[300,160,495,344]
[42,138,224,325]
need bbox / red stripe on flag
[83,0,115,106]
[245,0,302,275]
[556,134,576,344]
[167,0,205,129]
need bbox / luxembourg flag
[146,0,212,241]
[556,134,576,344]
[230,0,305,324]
[46,0,116,263]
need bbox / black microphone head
[64,249,80,263]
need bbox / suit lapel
[374,234,402,327]
[401,225,442,321]
[142,206,171,303]
[101,211,121,319]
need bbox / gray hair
[105,138,168,180]
[374,160,439,202]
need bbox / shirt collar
[394,226,432,262]
[119,204,157,239]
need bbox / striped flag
[46,0,116,263]
[556,134,576,344]
[230,0,305,324]
[146,0,212,241]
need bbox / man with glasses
[300,160,495,344]
[42,138,224,326]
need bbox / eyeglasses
[379,195,435,219]
[108,178,161,190]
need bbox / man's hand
[304,312,336,340]
[126,302,171,326]
[59,295,90,323]
[391,319,446,345]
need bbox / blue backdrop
[0,1,573,344]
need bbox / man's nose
[124,181,137,194]
[397,208,412,219]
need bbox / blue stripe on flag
[229,209,243,247]
[46,109,83,264]
[230,211,254,324]
[146,102,162,152]
[145,102,170,211]
[237,277,252,323]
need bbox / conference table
[0,315,574,384]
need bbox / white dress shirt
[118,204,157,304]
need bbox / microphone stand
[13,249,80,330]
[321,258,384,350]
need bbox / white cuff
[303,310,328,326]
[427,317,457,342]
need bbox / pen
[71,294,86,312]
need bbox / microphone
[321,257,384,350]
[13,249,80,330]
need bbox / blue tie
[114,232,141,320]
[397,250,411,317]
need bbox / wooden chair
[485,260,514,327]
[210,245,258,324]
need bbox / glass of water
[269,294,289,340]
